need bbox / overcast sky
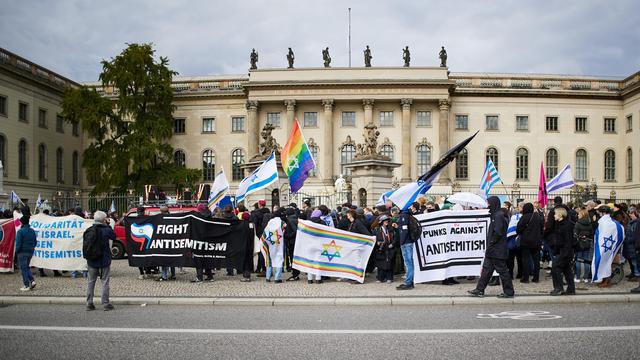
[1,0,638,82]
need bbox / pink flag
[538,162,548,208]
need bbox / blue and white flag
[479,159,501,198]
[109,200,117,214]
[208,169,230,211]
[10,191,22,205]
[507,213,521,238]
[388,181,432,211]
[36,194,43,209]
[592,214,625,283]
[376,189,396,206]
[236,152,278,204]
[546,164,574,194]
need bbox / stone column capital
[400,98,413,109]
[284,99,297,111]
[245,100,259,111]
[438,99,450,110]
[362,98,375,109]
[322,99,335,109]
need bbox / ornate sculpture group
[354,122,390,161]
[248,46,447,69]
[253,123,281,161]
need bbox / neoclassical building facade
[1,45,639,207]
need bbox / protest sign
[29,214,91,271]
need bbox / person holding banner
[16,215,37,291]
[468,196,515,298]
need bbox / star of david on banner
[320,240,342,261]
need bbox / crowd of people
[5,193,640,311]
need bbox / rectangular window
[231,116,245,132]
[173,118,185,134]
[56,114,64,133]
[72,122,80,137]
[416,111,432,127]
[303,112,318,127]
[341,111,356,127]
[266,112,281,128]
[0,95,6,116]
[455,115,468,130]
[604,117,616,133]
[38,108,47,128]
[379,111,394,127]
[516,115,529,131]
[546,116,558,132]
[575,117,587,132]
[627,115,633,132]
[485,115,499,130]
[19,102,28,122]
[202,117,215,133]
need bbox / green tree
[62,43,200,194]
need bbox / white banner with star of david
[592,214,625,283]
[292,220,375,283]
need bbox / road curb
[1,294,638,306]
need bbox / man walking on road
[85,211,116,311]
[468,196,515,298]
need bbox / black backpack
[408,214,422,241]
[83,225,103,260]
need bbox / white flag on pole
[235,152,278,204]
[208,169,230,211]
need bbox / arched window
[202,150,215,181]
[174,150,186,167]
[18,139,27,178]
[455,149,468,180]
[308,145,318,177]
[72,151,79,185]
[575,149,587,181]
[486,147,499,170]
[626,147,633,182]
[56,147,64,183]
[380,144,394,161]
[516,148,529,180]
[38,143,47,181]
[546,148,558,179]
[341,144,355,175]
[604,149,615,181]
[232,148,246,181]
[416,144,431,175]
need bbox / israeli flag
[10,191,22,205]
[109,200,117,214]
[208,169,230,211]
[546,164,574,194]
[507,213,521,238]
[236,152,278,204]
[36,194,43,209]
[388,181,431,211]
[592,214,625,283]
[376,189,396,206]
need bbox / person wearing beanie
[86,211,116,311]
[16,215,37,291]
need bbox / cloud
[0,0,637,82]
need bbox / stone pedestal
[344,159,401,208]
[238,159,288,209]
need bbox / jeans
[87,266,110,305]
[400,243,414,285]
[17,254,34,287]
[266,266,282,281]
[521,248,540,281]
[161,267,175,280]
[575,250,592,280]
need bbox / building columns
[363,99,374,125]
[284,99,296,134]
[400,98,413,180]
[438,99,451,183]
[245,100,260,157]
[322,99,334,182]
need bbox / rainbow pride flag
[281,120,316,193]
[292,220,375,283]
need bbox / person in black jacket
[516,202,543,283]
[86,211,116,311]
[285,207,300,281]
[468,196,515,298]
[550,207,576,295]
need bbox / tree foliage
[62,43,200,194]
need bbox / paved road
[0,303,638,359]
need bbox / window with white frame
[455,115,468,130]
[303,112,318,127]
[379,111,394,126]
[485,115,499,130]
[545,116,558,132]
[342,112,356,127]
[604,117,616,133]
[416,111,432,127]
[516,115,529,131]
[202,117,215,133]
[575,117,587,132]
[267,112,281,128]
[232,116,245,132]
[575,149,587,181]
[604,149,616,181]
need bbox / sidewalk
[1,259,638,305]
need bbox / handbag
[508,214,533,250]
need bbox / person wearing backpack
[396,202,421,290]
[574,208,594,283]
[84,211,116,311]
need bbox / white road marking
[0,325,638,334]
[477,311,562,320]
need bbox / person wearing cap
[86,211,116,311]
[16,215,37,291]
[373,214,397,283]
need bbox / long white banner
[28,214,92,271]
[413,209,491,283]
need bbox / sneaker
[240,277,251,282]
[467,289,484,297]
[286,276,300,282]
[274,279,283,284]
[156,277,168,282]
[86,304,96,311]
[265,279,271,283]
[190,278,203,283]
[19,286,31,292]
[30,281,36,289]
[103,304,115,311]
[386,280,393,284]
[396,284,414,290]
[574,278,580,284]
